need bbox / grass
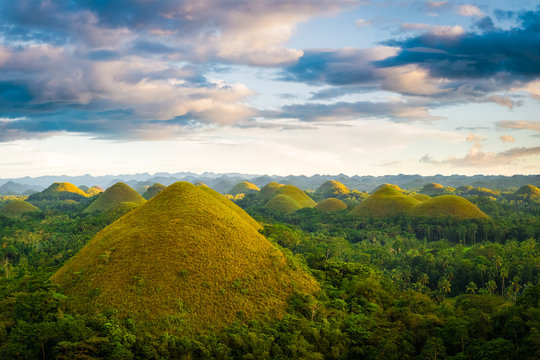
[83,182,146,213]
[229,181,260,195]
[0,200,39,218]
[143,183,167,200]
[350,184,487,219]
[28,182,89,201]
[420,183,445,195]
[264,194,303,213]
[315,198,347,213]
[315,180,350,198]
[86,186,104,196]
[52,181,318,334]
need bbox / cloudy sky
[1,0,539,177]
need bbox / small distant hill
[262,185,317,213]
[371,183,402,193]
[515,185,540,200]
[229,181,260,196]
[28,182,89,202]
[315,180,351,199]
[419,183,445,196]
[86,186,104,196]
[0,200,40,218]
[351,185,420,217]
[315,198,347,213]
[83,182,146,213]
[273,185,317,208]
[51,182,317,333]
[350,184,487,219]
[143,183,167,200]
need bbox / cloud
[426,1,449,9]
[457,5,485,17]
[496,120,540,132]
[355,18,370,28]
[500,134,515,143]
[423,133,540,167]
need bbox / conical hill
[315,198,347,213]
[28,182,89,201]
[51,182,318,333]
[229,181,260,195]
[515,184,540,200]
[143,183,167,200]
[83,182,146,213]
[274,185,317,208]
[0,200,39,218]
[419,183,445,195]
[264,194,303,213]
[259,182,284,202]
[315,180,350,199]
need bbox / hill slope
[0,200,40,218]
[86,186,104,196]
[350,185,420,217]
[515,184,540,200]
[274,185,317,208]
[264,194,303,213]
[410,195,488,219]
[83,182,146,213]
[51,182,317,333]
[315,198,347,213]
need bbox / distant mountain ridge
[1,173,539,194]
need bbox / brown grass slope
[410,195,488,219]
[83,182,146,213]
[315,180,350,199]
[0,200,39,218]
[229,181,260,196]
[51,182,318,333]
[515,184,540,199]
[28,182,89,201]
[315,198,347,213]
[143,183,167,200]
[264,194,303,213]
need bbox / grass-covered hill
[315,180,350,199]
[315,198,347,213]
[83,182,146,213]
[51,182,318,333]
[229,181,260,195]
[410,195,489,219]
[515,184,540,200]
[274,185,317,208]
[0,200,39,218]
[86,186,104,196]
[350,184,487,219]
[143,183,167,200]
[28,182,89,202]
[419,183,446,195]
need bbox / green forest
[0,180,538,359]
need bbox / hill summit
[315,198,347,213]
[83,182,146,213]
[315,180,350,199]
[28,182,89,201]
[229,181,260,195]
[515,184,540,200]
[262,184,317,213]
[51,182,318,333]
[0,200,40,218]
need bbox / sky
[1,0,540,177]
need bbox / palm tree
[466,281,478,294]
[486,280,497,295]
[510,277,522,302]
[500,265,509,297]
[420,273,430,287]
[438,278,452,300]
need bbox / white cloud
[457,4,485,17]
[500,134,515,143]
